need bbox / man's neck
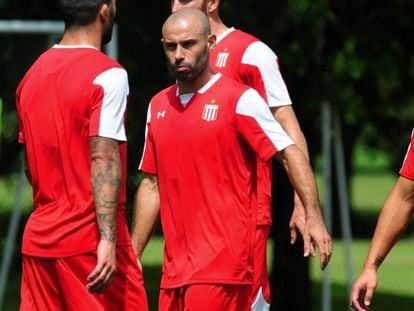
[209,15,229,38]
[59,25,102,50]
[177,68,216,95]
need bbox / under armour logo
[215,52,229,68]
[157,111,166,118]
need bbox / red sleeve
[400,129,414,180]
[139,104,157,174]
[15,86,25,144]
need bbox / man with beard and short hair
[15,0,148,309]
[170,1,330,310]
[131,8,331,311]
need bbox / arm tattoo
[90,137,121,242]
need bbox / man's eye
[183,41,195,48]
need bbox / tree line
[1,0,413,214]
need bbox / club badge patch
[202,104,219,122]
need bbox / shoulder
[151,84,177,104]
[233,29,259,44]
[216,75,251,97]
[242,41,277,64]
[88,50,125,74]
[227,30,277,63]
[93,67,128,92]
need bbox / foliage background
[1,0,414,181]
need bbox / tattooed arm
[350,176,414,310]
[86,136,121,294]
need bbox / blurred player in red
[351,129,414,311]
[15,0,148,309]
[131,8,331,311]
[170,1,323,309]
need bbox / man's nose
[175,45,185,60]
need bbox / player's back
[16,45,127,257]
[17,46,117,209]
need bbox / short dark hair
[58,0,111,28]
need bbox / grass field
[1,164,413,310]
[140,236,414,311]
[3,237,414,311]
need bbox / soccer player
[131,8,331,311]
[15,0,148,309]
[350,129,414,311]
[170,0,320,309]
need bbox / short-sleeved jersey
[210,28,293,225]
[400,129,414,181]
[140,74,293,288]
[16,45,131,257]
[210,28,292,108]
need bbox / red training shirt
[139,74,293,288]
[16,45,131,257]
[210,28,293,226]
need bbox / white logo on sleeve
[157,111,166,118]
[215,52,230,68]
[202,104,219,122]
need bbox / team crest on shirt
[202,101,219,122]
[215,51,230,68]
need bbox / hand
[86,239,117,294]
[289,195,315,256]
[350,269,378,310]
[305,213,333,270]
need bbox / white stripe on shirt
[242,41,292,108]
[93,67,128,141]
[236,88,294,151]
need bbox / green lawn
[2,170,413,310]
[3,236,414,311]
[142,236,414,310]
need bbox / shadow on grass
[312,280,414,311]
[142,264,162,310]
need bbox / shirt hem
[22,240,131,258]
[400,172,414,181]
[160,278,253,289]
[268,101,292,108]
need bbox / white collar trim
[215,27,235,44]
[53,44,98,50]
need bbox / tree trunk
[270,161,311,311]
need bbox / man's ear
[208,34,216,50]
[207,0,220,14]
[98,3,111,24]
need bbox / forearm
[90,137,121,243]
[271,105,309,159]
[271,105,309,209]
[363,177,414,271]
[131,173,160,260]
[276,145,320,217]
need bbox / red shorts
[159,284,251,311]
[20,244,148,311]
[251,225,271,310]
